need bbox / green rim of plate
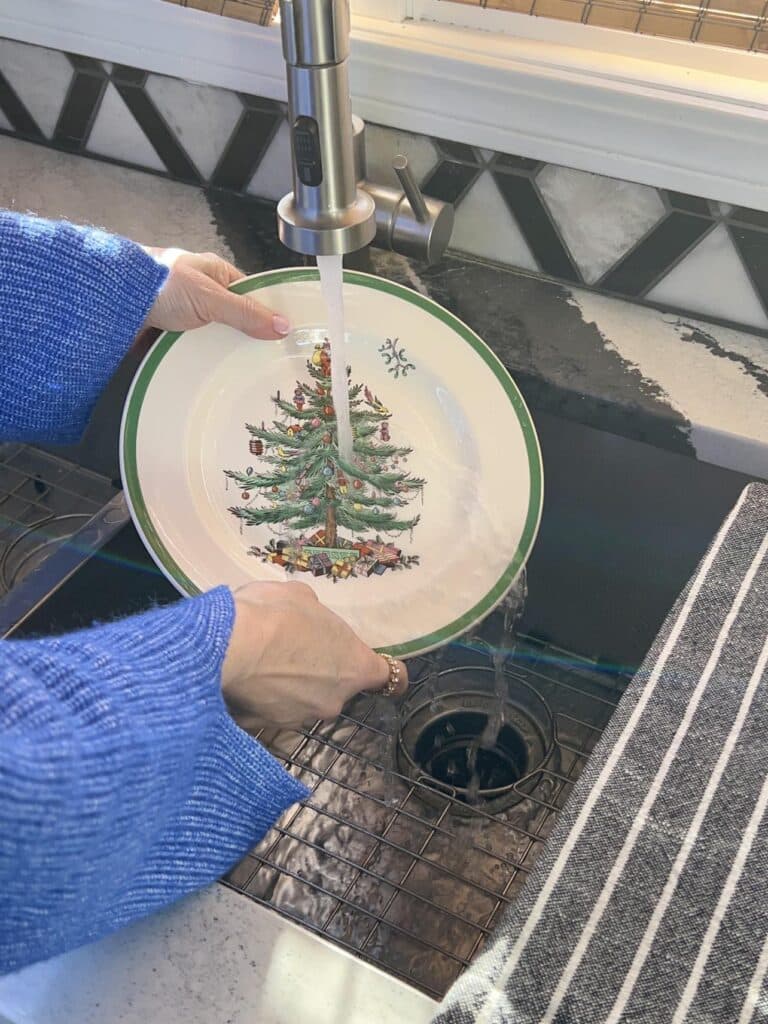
[121,268,543,657]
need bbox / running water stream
[315,254,529,809]
[317,254,399,801]
[317,255,354,464]
[465,569,529,805]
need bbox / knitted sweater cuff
[102,588,311,933]
[169,587,312,854]
[0,586,308,973]
[0,212,168,444]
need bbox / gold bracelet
[377,653,402,697]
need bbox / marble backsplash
[1,35,767,336]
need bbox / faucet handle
[352,125,455,264]
[392,155,428,224]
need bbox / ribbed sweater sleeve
[0,212,310,973]
[0,588,308,974]
[0,209,168,443]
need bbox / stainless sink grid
[0,444,117,596]
[225,633,629,998]
[0,445,631,997]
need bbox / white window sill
[2,0,767,210]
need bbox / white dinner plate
[120,269,543,657]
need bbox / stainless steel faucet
[277,0,454,264]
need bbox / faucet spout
[277,0,375,257]
[277,0,454,265]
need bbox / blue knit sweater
[0,212,308,975]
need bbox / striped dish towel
[433,482,768,1024]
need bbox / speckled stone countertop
[0,886,436,1024]
[0,135,766,1024]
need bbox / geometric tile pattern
[87,82,167,174]
[363,123,439,193]
[145,74,243,182]
[450,171,538,271]
[210,93,283,192]
[535,165,666,285]
[246,118,292,201]
[0,66,41,139]
[492,156,581,283]
[1,36,768,334]
[646,224,768,331]
[0,38,72,140]
[55,54,110,154]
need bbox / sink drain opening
[413,711,528,799]
[397,668,555,814]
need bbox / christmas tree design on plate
[224,340,425,582]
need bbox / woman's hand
[143,248,290,340]
[221,581,408,730]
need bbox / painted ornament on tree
[223,345,424,581]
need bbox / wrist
[221,596,247,699]
[221,595,268,708]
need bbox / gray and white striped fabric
[433,482,768,1024]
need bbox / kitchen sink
[1,404,757,1000]
[225,625,626,998]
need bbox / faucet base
[277,189,376,258]
[363,181,455,266]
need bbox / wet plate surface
[120,269,542,657]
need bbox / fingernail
[272,314,291,336]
